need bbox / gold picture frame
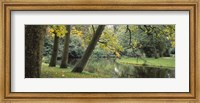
[0,0,199,102]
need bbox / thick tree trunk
[49,34,59,67]
[25,25,46,78]
[72,25,106,73]
[60,25,71,68]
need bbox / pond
[67,58,175,78]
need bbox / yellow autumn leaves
[48,25,83,38]
[71,27,83,37]
[99,30,124,57]
[48,25,67,38]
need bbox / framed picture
[1,0,199,102]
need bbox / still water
[68,58,175,78]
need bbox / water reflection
[68,58,175,78]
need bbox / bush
[43,34,85,61]
[69,35,85,58]
[92,48,108,58]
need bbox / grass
[116,56,175,68]
[40,63,111,78]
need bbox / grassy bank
[116,57,175,68]
[40,63,111,78]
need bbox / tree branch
[92,25,96,34]
[126,25,132,46]
[138,25,145,32]
[98,40,107,44]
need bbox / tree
[72,25,106,73]
[48,25,67,67]
[137,25,174,58]
[97,25,123,58]
[60,25,71,68]
[49,34,59,66]
[138,25,159,58]
[25,25,47,78]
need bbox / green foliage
[69,35,85,58]
[164,25,175,48]
[43,25,85,59]
[43,35,54,58]
[43,34,84,60]
[43,35,65,62]
[92,47,108,58]
[118,25,175,58]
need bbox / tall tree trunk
[72,25,106,73]
[153,47,159,59]
[152,35,159,59]
[49,34,59,67]
[60,25,71,68]
[25,25,46,78]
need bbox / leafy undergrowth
[40,63,111,78]
[116,57,175,69]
